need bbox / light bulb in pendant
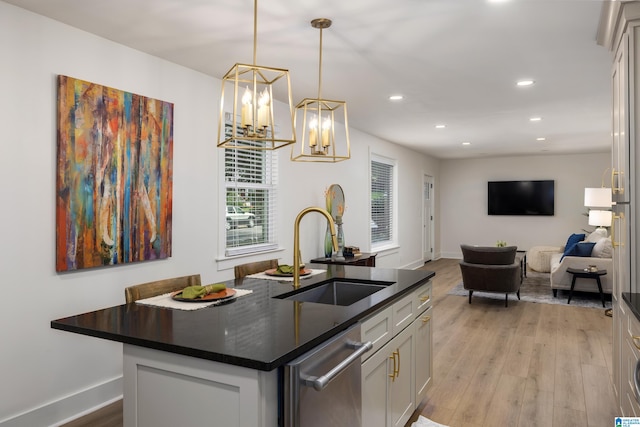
[241,86,253,128]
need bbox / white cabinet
[122,344,278,427]
[389,325,416,427]
[599,3,640,413]
[414,306,433,405]
[361,280,433,427]
[361,323,415,427]
[619,301,640,417]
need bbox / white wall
[0,2,439,425]
[439,153,611,258]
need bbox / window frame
[221,122,279,258]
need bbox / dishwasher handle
[302,340,373,391]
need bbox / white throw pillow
[586,228,608,243]
[592,237,613,258]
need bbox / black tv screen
[488,180,554,216]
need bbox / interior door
[423,175,434,262]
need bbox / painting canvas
[56,75,173,272]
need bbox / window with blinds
[371,155,395,247]
[224,124,278,256]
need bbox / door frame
[422,174,434,262]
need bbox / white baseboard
[402,259,427,270]
[440,251,462,259]
[0,376,122,427]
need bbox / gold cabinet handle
[612,212,625,248]
[422,315,431,323]
[420,295,430,303]
[633,336,640,350]
[612,168,624,194]
[389,353,397,381]
[395,349,401,378]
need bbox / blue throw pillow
[561,242,595,260]
[563,233,586,256]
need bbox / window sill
[370,244,399,258]
[215,247,285,272]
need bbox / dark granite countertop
[623,293,640,321]
[51,265,435,371]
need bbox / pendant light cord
[317,25,323,100]
[253,0,258,65]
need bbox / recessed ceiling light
[389,95,403,101]
[536,137,546,141]
[517,80,535,87]
[530,117,542,122]
[462,142,471,146]
[435,124,446,129]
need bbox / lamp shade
[588,210,612,227]
[584,187,612,208]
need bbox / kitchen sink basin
[275,279,393,306]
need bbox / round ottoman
[527,246,562,273]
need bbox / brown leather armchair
[459,244,521,307]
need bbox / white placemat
[246,268,326,282]
[135,288,253,311]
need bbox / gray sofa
[459,244,522,307]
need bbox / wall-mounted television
[488,180,555,216]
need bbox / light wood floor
[64,258,617,427]
[413,258,617,427]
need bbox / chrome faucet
[293,207,338,289]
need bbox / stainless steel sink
[275,279,393,306]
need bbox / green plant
[496,240,507,247]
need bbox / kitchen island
[51,265,435,427]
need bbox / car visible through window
[225,206,256,230]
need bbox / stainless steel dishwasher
[283,324,372,427]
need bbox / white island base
[123,344,278,427]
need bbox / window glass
[224,124,278,256]
[371,155,395,247]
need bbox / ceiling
[6,0,614,159]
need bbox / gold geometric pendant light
[217,0,296,150]
[292,18,350,162]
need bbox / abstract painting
[56,75,173,272]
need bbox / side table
[566,267,607,307]
[516,250,527,281]
[310,252,377,267]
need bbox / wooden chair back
[234,259,279,279]
[124,274,202,303]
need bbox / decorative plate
[326,184,345,221]
[264,268,312,277]
[171,288,236,303]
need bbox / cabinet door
[622,338,639,417]
[361,340,392,427]
[414,307,432,406]
[612,31,629,206]
[614,302,622,403]
[362,324,415,427]
[389,325,415,427]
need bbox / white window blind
[224,124,278,256]
[371,156,394,246]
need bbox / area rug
[448,271,611,309]
[411,416,449,427]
